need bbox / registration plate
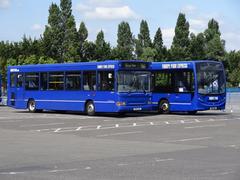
[133,107,142,111]
[210,107,217,110]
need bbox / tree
[204,19,225,60]
[170,13,190,60]
[136,20,152,58]
[78,22,88,61]
[62,15,79,62]
[95,30,111,61]
[189,32,206,60]
[42,3,62,61]
[115,21,134,59]
[153,27,166,61]
[60,0,78,62]
[82,41,96,61]
[140,47,157,62]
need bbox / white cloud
[76,0,138,20]
[223,31,240,51]
[31,24,43,31]
[181,5,196,14]
[162,28,175,48]
[88,0,121,6]
[84,6,138,20]
[76,3,92,12]
[0,0,10,8]
[189,18,206,29]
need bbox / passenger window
[174,71,194,93]
[66,72,81,90]
[10,73,16,88]
[154,72,173,93]
[17,73,24,88]
[98,71,114,91]
[49,72,64,90]
[83,71,96,91]
[40,73,48,90]
[25,73,39,90]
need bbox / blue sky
[0,0,239,51]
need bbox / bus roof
[8,60,149,72]
[151,60,222,70]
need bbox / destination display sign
[162,63,189,69]
[97,65,115,69]
[121,62,148,69]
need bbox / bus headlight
[148,101,152,105]
[116,101,126,106]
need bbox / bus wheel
[188,111,197,115]
[86,101,95,116]
[158,100,170,114]
[28,100,37,113]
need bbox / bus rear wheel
[188,111,197,115]
[28,100,37,113]
[158,100,170,114]
[86,101,95,116]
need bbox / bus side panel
[152,93,196,112]
[24,91,86,111]
[94,91,118,112]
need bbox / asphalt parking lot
[0,93,240,180]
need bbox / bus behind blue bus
[0,73,2,103]
[151,60,226,114]
[7,60,152,115]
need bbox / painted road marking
[185,124,226,129]
[48,169,77,173]
[31,117,238,133]
[96,131,143,137]
[54,128,62,133]
[76,126,82,131]
[166,136,212,143]
[20,123,64,127]
[155,158,174,162]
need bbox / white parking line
[155,158,174,162]
[54,128,62,133]
[48,169,77,173]
[166,136,212,143]
[185,124,226,129]
[20,123,64,127]
[96,131,143,137]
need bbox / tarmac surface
[0,93,240,180]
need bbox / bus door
[170,70,194,104]
[95,70,116,112]
[15,73,25,103]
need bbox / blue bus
[151,60,226,114]
[0,73,2,103]
[7,60,152,115]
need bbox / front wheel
[188,111,197,115]
[86,101,95,116]
[158,100,170,114]
[28,100,37,113]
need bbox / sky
[0,0,240,51]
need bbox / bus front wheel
[86,101,95,116]
[158,100,170,114]
[28,100,37,113]
[188,111,197,115]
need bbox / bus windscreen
[196,62,225,95]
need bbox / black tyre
[158,99,170,114]
[117,112,126,117]
[28,100,37,113]
[86,101,95,116]
[188,111,197,115]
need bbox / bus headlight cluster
[148,101,152,104]
[116,101,126,106]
